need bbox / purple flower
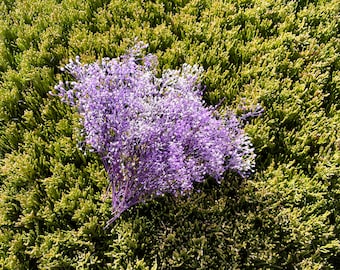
[55,43,255,227]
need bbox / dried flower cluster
[55,44,255,227]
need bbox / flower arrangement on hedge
[54,43,255,227]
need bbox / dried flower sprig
[54,43,255,227]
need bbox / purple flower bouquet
[54,43,255,227]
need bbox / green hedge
[0,0,339,268]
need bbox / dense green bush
[0,0,339,268]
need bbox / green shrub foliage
[0,0,339,268]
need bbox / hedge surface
[0,0,339,269]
